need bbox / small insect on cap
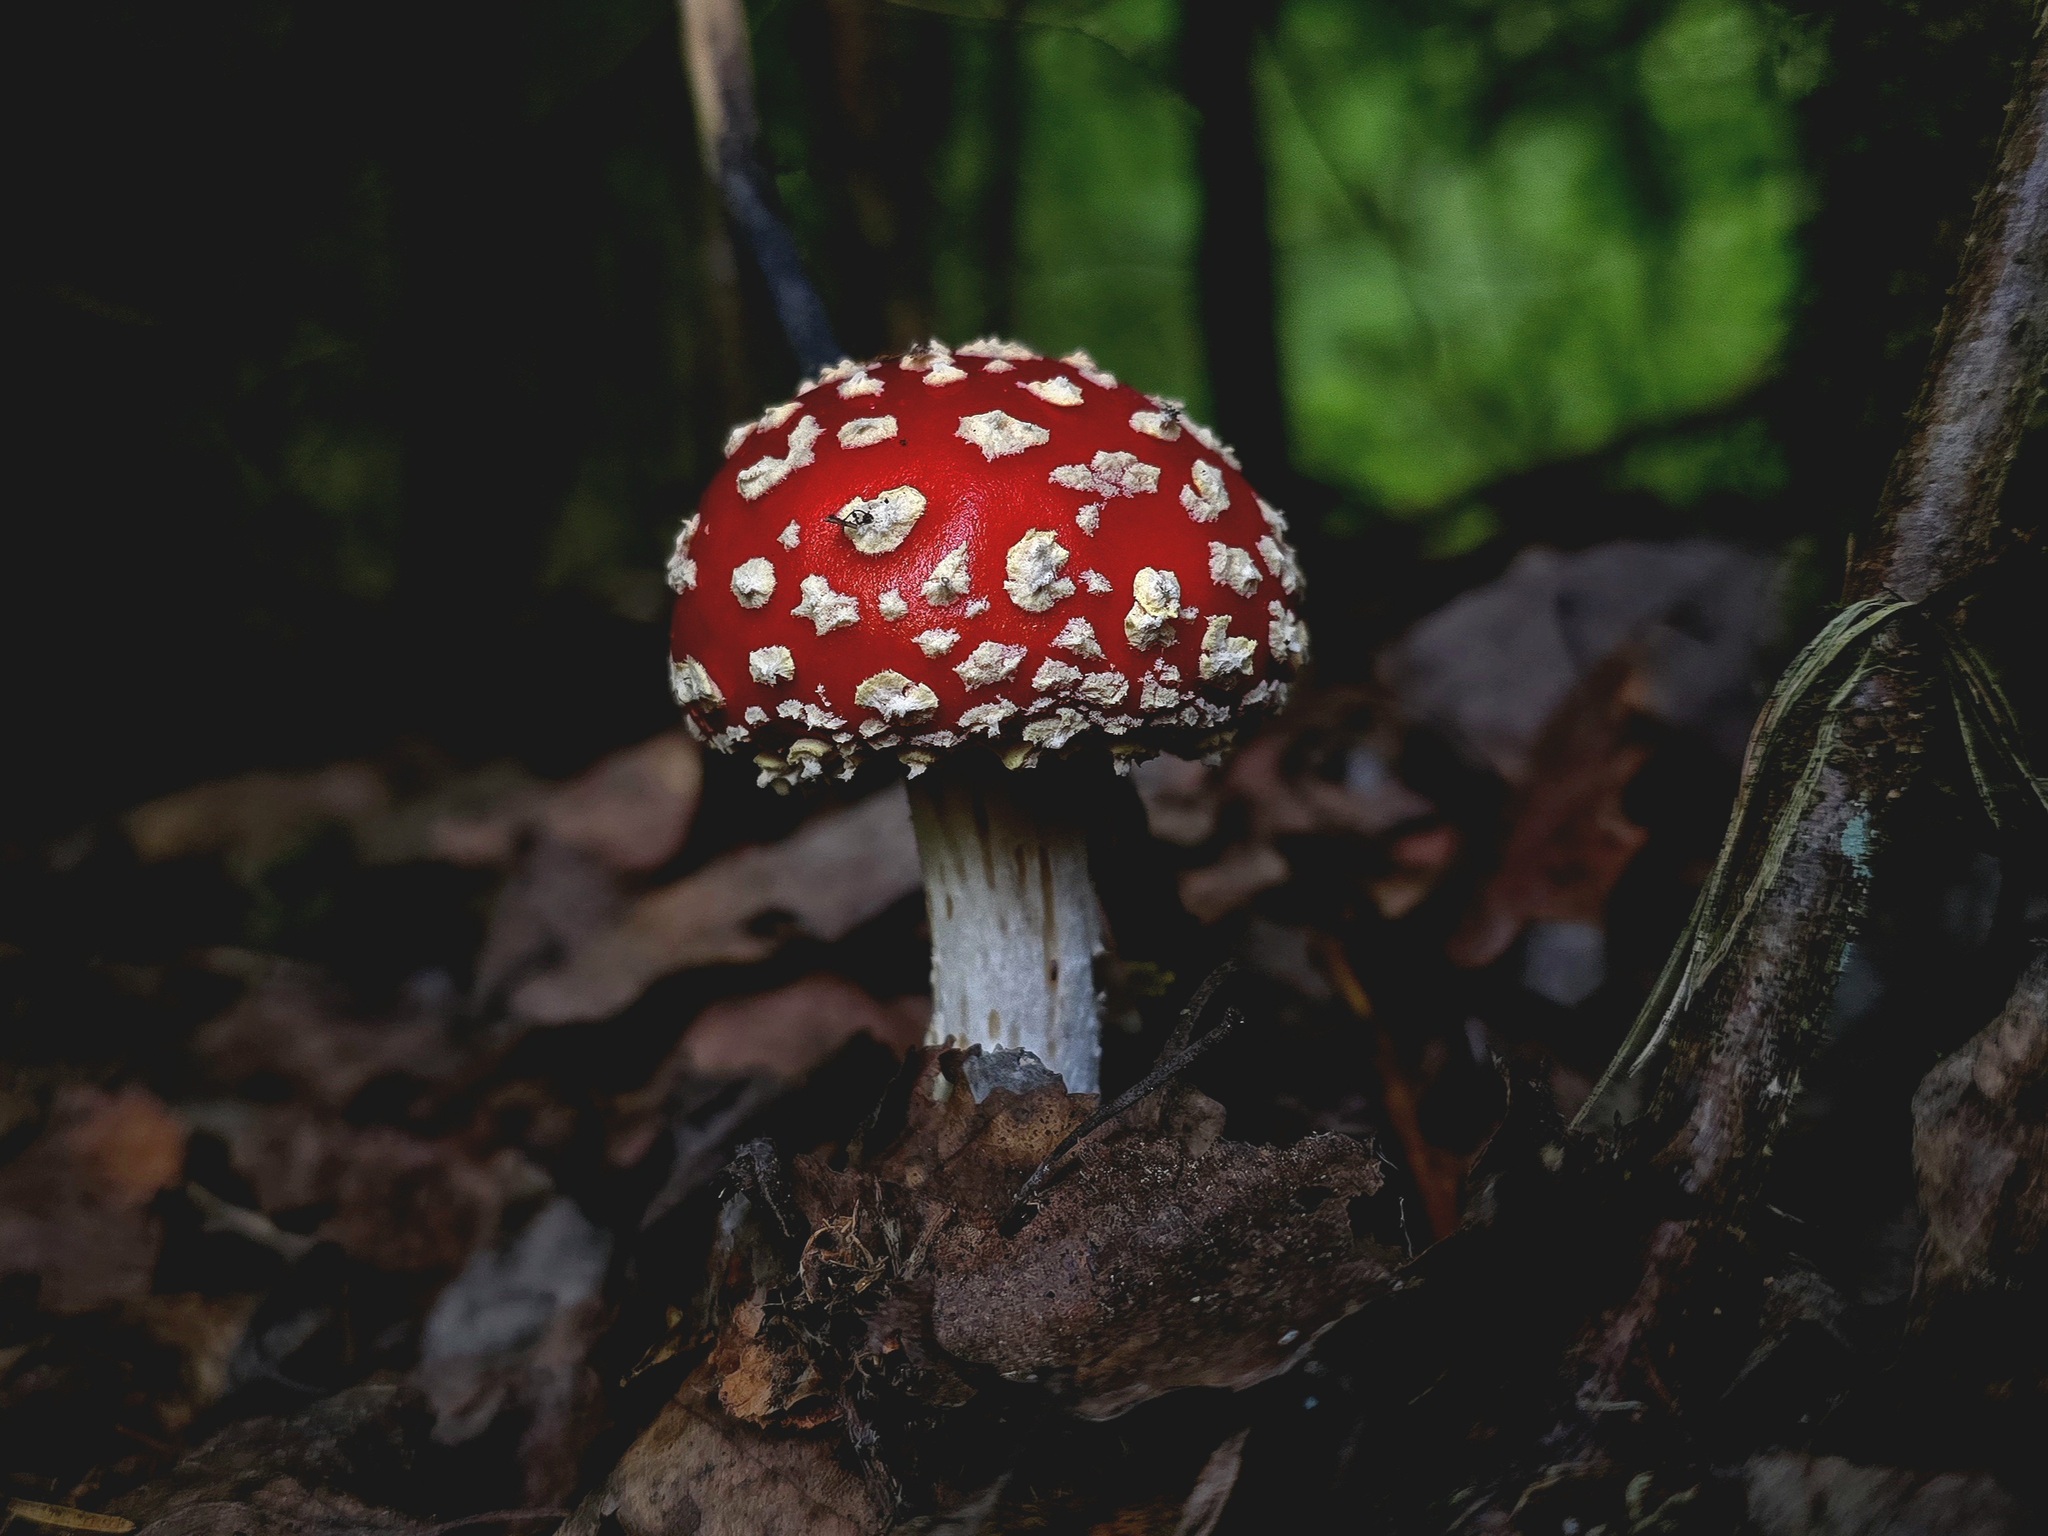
[667,339,1308,792]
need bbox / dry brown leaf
[1447,654,1652,968]
[1224,727,1432,846]
[1368,823,1461,921]
[110,1382,444,1536]
[1912,951,2048,1308]
[710,1295,834,1427]
[192,961,461,1110]
[509,787,923,1027]
[1177,843,1289,925]
[0,1084,188,1312]
[124,765,389,877]
[422,732,702,874]
[471,837,629,1011]
[620,978,927,1123]
[561,1375,889,1536]
[534,731,703,872]
[226,1106,548,1275]
[126,1292,266,1431]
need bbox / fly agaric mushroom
[668,338,1307,1092]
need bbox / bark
[1848,11,2048,605]
[1625,2,2048,1189]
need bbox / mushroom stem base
[907,758,1105,1094]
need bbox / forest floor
[2,535,2040,1535]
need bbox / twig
[677,0,840,373]
[1003,963,1241,1230]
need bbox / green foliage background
[9,0,2039,831]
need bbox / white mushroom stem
[906,759,1105,1093]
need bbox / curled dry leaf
[422,731,702,873]
[667,975,929,1083]
[1174,1427,1250,1536]
[508,787,923,1027]
[192,961,462,1111]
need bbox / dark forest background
[9,0,2044,835]
[5,6,2048,1528]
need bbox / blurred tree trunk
[980,2,1027,339]
[789,0,947,355]
[1180,0,1289,482]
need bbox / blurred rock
[416,1196,611,1498]
[1381,540,1783,781]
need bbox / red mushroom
[668,338,1307,1092]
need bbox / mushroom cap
[667,339,1307,790]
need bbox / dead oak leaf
[509,787,922,1028]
